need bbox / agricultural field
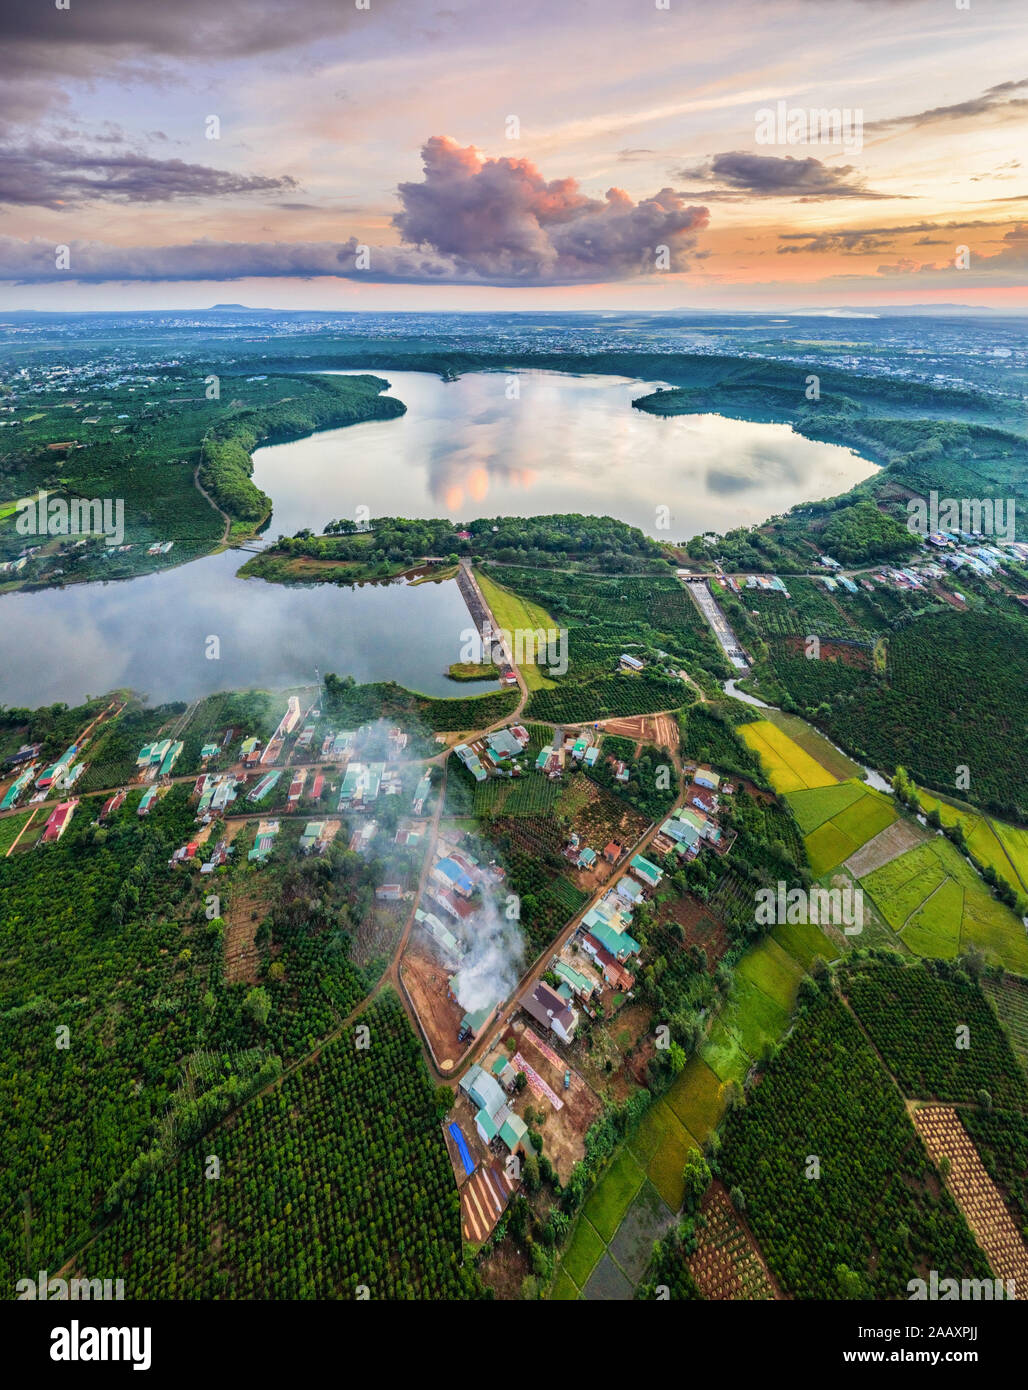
[686,1184,780,1300]
[760,706,863,781]
[841,959,1028,1112]
[860,837,1028,971]
[960,1107,1028,1232]
[738,719,838,795]
[717,987,993,1299]
[792,781,898,877]
[0,810,33,856]
[911,1104,1028,1289]
[76,993,479,1298]
[983,973,1028,1076]
[914,785,1028,899]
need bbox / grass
[580,1148,646,1243]
[550,1267,580,1300]
[475,569,557,691]
[0,811,32,856]
[800,784,898,876]
[562,1215,605,1288]
[861,836,1028,972]
[786,779,865,834]
[738,720,838,794]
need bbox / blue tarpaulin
[448,1122,475,1177]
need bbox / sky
[0,0,1025,311]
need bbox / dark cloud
[777,217,1024,256]
[0,142,297,208]
[867,77,1028,132]
[676,152,891,201]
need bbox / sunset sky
[1,0,1025,310]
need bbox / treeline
[199,373,403,522]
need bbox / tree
[243,985,271,1027]
[682,1147,711,1214]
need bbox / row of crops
[80,993,479,1299]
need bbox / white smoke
[451,890,524,1014]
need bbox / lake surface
[0,369,877,708]
[253,370,876,540]
[0,551,485,707]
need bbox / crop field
[800,784,898,877]
[860,838,1028,971]
[842,959,1028,1111]
[718,989,994,1299]
[580,1147,646,1243]
[911,1105,1028,1289]
[687,1184,780,1300]
[915,785,1028,897]
[786,779,866,834]
[983,974,1028,1075]
[0,811,32,856]
[700,935,805,1085]
[474,569,557,690]
[759,706,863,781]
[961,1107,1028,1230]
[664,1056,724,1143]
[738,720,838,794]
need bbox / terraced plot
[915,786,1028,898]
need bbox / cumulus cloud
[0,142,298,208]
[0,136,709,285]
[392,137,708,283]
[677,151,891,201]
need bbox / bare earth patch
[845,816,926,879]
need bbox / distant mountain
[208,303,253,310]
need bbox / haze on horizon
[0,0,1025,313]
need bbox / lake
[253,370,876,540]
[0,369,876,708]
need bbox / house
[299,820,326,854]
[376,883,403,901]
[310,773,324,801]
[578,846,597,869]
[1,765,37,811]
[415,908,462,962]
[432,857,475,897]
[619,653,645,672]
[98,790,126,822]
[520,981,578,1043]
[498,1111,530,1156]
[41,799,77,843]
[169,841,199,866]
[158,740,183,777]
[412,772,432,813]
[138,785,159,816]
[241,736,261,767]
[583,920,641,962]
[553,959,598,1001]
[200,743,221,762]
[580,935,635,991]
[630,854,663,889]
[603,841,622,864]
[248,820,280,862]
[693,767,721,791]
[583,746,600,767]
[486,728,525,760]
[689,786,718,815]
[615,874,644,905]
[460,1063,507,1118]
[287,768,307,803]
[454,744,487,782]
[247,770,281,802]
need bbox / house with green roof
[629,854,663,888]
